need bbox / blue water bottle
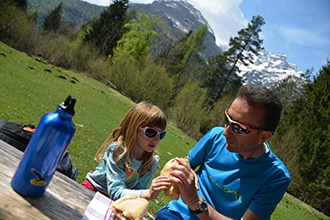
[11,95,76,197]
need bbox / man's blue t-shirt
[166,127,291,220]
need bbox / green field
[0,41,328,219]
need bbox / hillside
[1,40,329,220]
[28,0,104,27]
[129,0,222,59]
[27,0,302,89]
[19,0,329,215]
[27,0,222,60]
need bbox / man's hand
[168,157,200,209]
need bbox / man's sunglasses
[141,127,166,140]
[224,109,261,134]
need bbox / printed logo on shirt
[209,175,244,204]
[125,168,138,189]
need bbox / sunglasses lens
[224,111,249,134]
[145,128,158,138]
[231,123,244,134]
[144,128,166,140]
[159,131,166,140]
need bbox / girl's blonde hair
[95,101,167,176]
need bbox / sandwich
[160,157,189,200]
[110,194,149,220]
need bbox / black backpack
[0,120,78,180]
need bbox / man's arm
[171,158,263,220]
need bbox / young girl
[82,102,171,201]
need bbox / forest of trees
[1,0,329,216]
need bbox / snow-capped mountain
[130,0,303,88]
[238,50,304,88]
[28,0,303,88]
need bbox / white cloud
[82,0,110,6]
[279,26,330,48]
[187,0,247,46]
[132,0,153,3]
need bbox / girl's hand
[141,176,171,200]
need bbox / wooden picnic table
[0,140,95,219]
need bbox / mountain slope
[130,1,303,88]
[28,0,222,59]
[130,0,222,59]
[27,0,303,88]
[28,0,104,27]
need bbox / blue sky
[83,0,330,73]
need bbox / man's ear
[259,131,273,144]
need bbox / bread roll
[110,194,149,220]
[160,157,189,200]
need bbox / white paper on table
[82,191,115,220]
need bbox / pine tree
[114,12,163,61]
[155,32,191,77]
[42,3,62,32]
[12,0,27,11]
[155,26,207,98]
[83,0,129,56]
[276,61,330,215]
[204,16,265,111]
[295,61,330,215]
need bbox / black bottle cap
[59,95,76,115]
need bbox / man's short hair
[236,84,282,132]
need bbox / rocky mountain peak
[131,1,303,88]
[238,50,303,88]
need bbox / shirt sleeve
[249,159,291,219]
[188,127,225,169]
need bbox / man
[156,85,291,220]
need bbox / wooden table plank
[0,140,95,220]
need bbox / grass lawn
[0,41,328,219]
